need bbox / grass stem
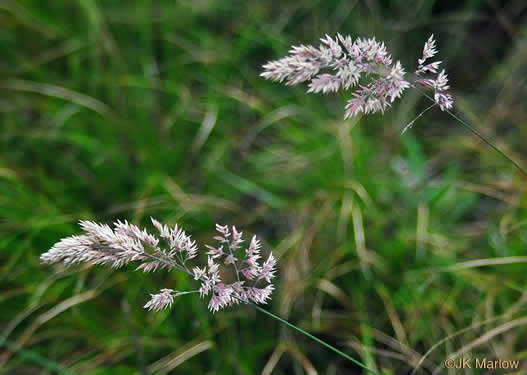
[252,304,384,375]
[417,89,527,177]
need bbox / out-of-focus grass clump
[1,1,526,374]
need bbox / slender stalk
[174,290,200,296]
[143,251,190,275]
[445,109,527,176]
[402,102,436,134]
[416,89,527,177]
[252,304,384,375]
[227,241,241,282]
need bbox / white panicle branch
[41,218,276,313]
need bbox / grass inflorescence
[1,1,526,374]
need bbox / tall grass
[1,1,526,374]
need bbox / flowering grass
[41,220,276,313]
[262,34,452,117]
[1,1,527,374]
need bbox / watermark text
[444,358,520,370]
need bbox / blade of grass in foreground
[252,304,384,375]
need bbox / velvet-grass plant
[262,34,453,117]
[262,33,527,176]
[41,219,276,313]
[42,219,383,374]
[40,32,525,375]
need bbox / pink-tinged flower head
[308,74,341,94]
[433,70,450,92]
[248,235,261,253]
[206,284,235,313]
[144,289,175,311]
[386,62,411,102]
[208,295,223,313]
[231,226,244,249]
[150,217,198,260]
[415,37,454,111]
[259,253,277,283]
[224,254,237,265]
[242,267,259,280]
[199,224,277,312]
[434,92,453,111]
[192,266,206,280]
[41,219,278,314]
[262,33,453,117]
[205,244,223,259]
[419,34,438,65]
[246,285,275,304]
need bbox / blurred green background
[1,1,527,374]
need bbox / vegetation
[1,1,526,374]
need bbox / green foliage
[1,0,526,374]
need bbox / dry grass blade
[345,181,373,207]
[377,287,409,348]
[2,80,112,116]
[163,178,237,212]
[372,330,434,372]
[409,313,521,375]
[287,344,319,375]
[347,340,415,368]
[0,334,75,375]
[242,105,299,152]
[338,193,353,242]
[147,340,213,374]
[436,257,527,272]
[351,198,371,278]
[457,181,519,204]
[261,344,286,375]
[416,203,429,259]
[191,105,218,154]
[16,39,84,74]
[317,279,354,310]
[433,316,527,374]
[0,290,98,365]
[0,0,57,38]
[260,342,319,375]
[2,271,76,341]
